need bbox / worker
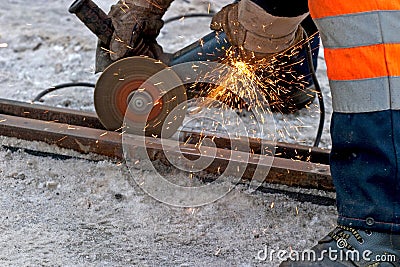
[102,0,400,265]
[282,0,400,265]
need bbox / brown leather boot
[210,0,307,61]
[96,0,174,72]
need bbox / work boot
[210,0,307,61]
[280,225,400,266]
[96,0,174,72]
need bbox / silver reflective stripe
[330,77,400,113]
[390,77,400,110]
[314,11,400,49]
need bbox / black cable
[303,31,325,147]
[32,82,95,102]
[164,13,215,24]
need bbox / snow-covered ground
[0,1,336,266]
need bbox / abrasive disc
[94,56,187,137]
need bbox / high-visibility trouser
[310,1,400,232]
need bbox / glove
[210,0,308,61]
[96,0,173,72]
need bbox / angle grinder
[69,0,231,137]
[69,0,318,137]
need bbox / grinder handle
[69,0,113,45]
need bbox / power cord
[303,30,325,147]
[33,82,95,102]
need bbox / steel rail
[0,98,104,129]
[0,99,333,190]
[0,99,330,163]
[180,131,330,165]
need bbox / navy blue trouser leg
[330,111,400,233]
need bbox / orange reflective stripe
[309,0,400,19]
[324,44,400,81]
[385,44,400,76]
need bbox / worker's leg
[256,3,322,112]
[280,0,400,265]
[331,111,400,232]
[252,1,321,112]
[309,0,400,235]
[280,106,400,267]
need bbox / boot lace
[328,225,365,251]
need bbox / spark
[114,125,125,132]
[214,248,221,256]
[56,136,68,143]
[120,0,130,11]
[188,33,319,159]
[200,46,308,121]
[144,0,164,10]
[100,46,116,55]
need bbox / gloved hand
[210,0,308,61]
[96,0,173,72]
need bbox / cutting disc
[94,56,187,137]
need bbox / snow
[0,0,337,266]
